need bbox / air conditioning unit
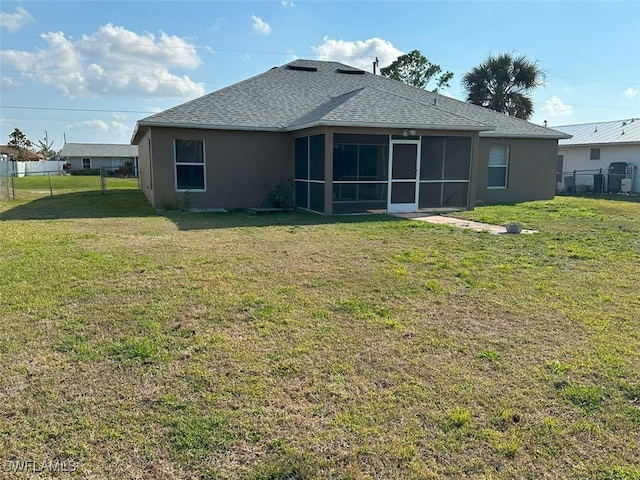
[621,178,633,193]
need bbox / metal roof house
[132,59,569,213]
[554,119,640,194]
[59,143,138,173]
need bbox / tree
[7,128,34,161]
[380,50,453,92]
[36,137,56,159]
[462,53,544,120]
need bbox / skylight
[287,65,318,72]
[337,68,365,75]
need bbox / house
[0,145,45,161]
[131,60,569,214]
[59,143,138,175]
[554,119,640,194]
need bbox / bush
[117,164,132,177]
[70,168,101,176]
[266,179,294,209]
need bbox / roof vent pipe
[433,98,436,106]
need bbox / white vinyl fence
[8,160,67,177]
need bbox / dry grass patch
[1,186,639,479]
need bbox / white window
[82,158,91,169]
[488,145,509,189]
[590,148,601,160]
[174,139,205,191]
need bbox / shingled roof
[59,143,138,157]
[133,59,569,142]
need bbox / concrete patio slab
[394,213,537,235]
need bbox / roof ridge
[366,71,567,134]
[286,87,366,127]
[139,64,292,124]
[358,85,493,128]
[133,59,570,142]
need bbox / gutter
[132,120,496,142]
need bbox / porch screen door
[387,140,419,213]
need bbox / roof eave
[130,124,142,145]
[480,132,572,140]
[286,120,495,133]
[559,140,640,147]
[132,121,286,141]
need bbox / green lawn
[1,182,639,479]
[7,175,139,200]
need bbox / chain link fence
[0,163,138,201]
[558,169,639,196]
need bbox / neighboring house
[131,60,569,214]
[59,143,139,175]
[554,119,640,194]
[0,145,45,161]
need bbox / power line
[1,106,154,114]
[3,69,637,90]
[2,103,637,117]
[0,32,309,58]
[0,70,224,86]
[3,33,638,86]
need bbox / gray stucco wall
[135,126,558,211]
[145,127,291,209]
[137,129,153,206]
[475,137,558,204]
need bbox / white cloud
[0,6,33,32]
[0,23,204,99]
[69,113,129,136]
[623,87,639,99]
[251,15,271,35]
[286,49,298,62]
[1,77,19,89]
[209,17,227,32]
[312,36,403,71]
[73,119,110,132]
[281,1,296,7]
[541,96,574,116]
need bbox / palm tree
[462,53,544,120]
[37,139,56,159]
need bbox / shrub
[70,168,100,176]
[266,179,294,209]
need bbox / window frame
[589,147,601,161]
[294,134,325,213]
[82,158,91,169]
[174,138,206,192]
[487,144,509,189]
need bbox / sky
[1,0,639,151]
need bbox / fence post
[100,168,106,194]
[47,172,53,197]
